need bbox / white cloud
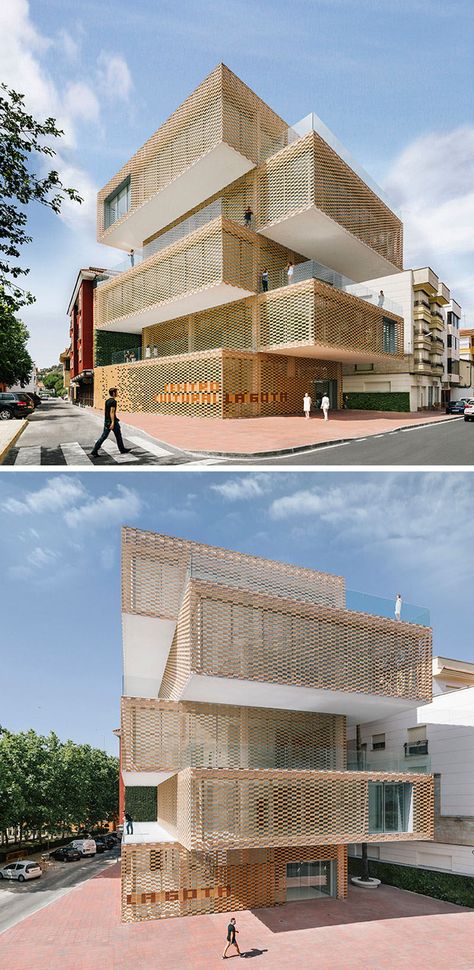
[63,81,100,127]
[1,476,86,515]
[56,29,80,63]
[97,51,132,102]
[64,484,142,529]
[28,546,58,567]
[210,475,274,501]
[385,126,474,319]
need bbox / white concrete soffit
[122,612,176,697]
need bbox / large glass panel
[286,860,336,900]
[368,781,412,834]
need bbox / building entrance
[285,860,336,900]
[314,379,338,410]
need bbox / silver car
[0,860,42,882]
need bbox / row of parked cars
[0,832,120,882]
[445,398,474,419]
[0,390,50,420]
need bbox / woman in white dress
[303,392,312,419]
[321,393,330,420]
[286,261,294,285]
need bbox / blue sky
[1,0,473,365]
[1,470,473,754]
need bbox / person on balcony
[303,392,312,419]
[286,261,294,285]
[321,393,330,420]
[244,206,253,228]
[261,268,269,292]
[124,812,134,835]
[395,593,402,621]
[91,388,132,457]
[378,289,385,307]
[130,250,135,267]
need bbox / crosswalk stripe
[14,445,41,465]
[126,436,176,458]
[184,458,225,466]
[60,442,93,465]
[101,440,139,463]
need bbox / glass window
[105,178,131,228]
[371,733,385,750]
[368,781,412,833]
[383,317,397,354]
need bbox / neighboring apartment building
[67,267,108,406]
[350,656,474,876]
[344,270,462,411]
[93,64,406,419]
[460,328,474,363]
[59,348,71,392]
[119,527,434,922]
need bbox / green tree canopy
[0,297,33,386]
[0,83,82,312]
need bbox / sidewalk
[0,419,27,463]
[1,860,472,970]
[94,408,458,458]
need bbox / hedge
[125,787,157,822]
[348,856,474,908]
[345,391,411,412]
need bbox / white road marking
[100,440,139,463]
[125,436,176,458]
[60,442,93,465]
[183,458,225,466]
[14,445,41,465]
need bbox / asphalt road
[0,847,120,934]
[228,416,474,466]
[1,400,220,467]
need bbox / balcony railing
[259,258,403,316]
[111,346,142,364]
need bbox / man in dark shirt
[223,917,241,958]
[91,388,131,457]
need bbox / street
[0,846,120,934]
[228,416,473,466]
[1,400,222,467]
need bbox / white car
[0,860,42,882]
[463,399,474,422]
[69,839,96,857]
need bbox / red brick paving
[95,409,456,456]
[1,862,473,970]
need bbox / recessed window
[404,725,428,756]
[105,178,131,228]
[383,317,397,354]
[371,733,385,751]
[368,781,412,833]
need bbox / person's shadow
[240,949,268,959]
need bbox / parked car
[445,399,469,414]
[103,834,117,849]
[0,392,35,420]
[463,399,474,421]
[49,846,81,863]
[0,860,42,882]
[25,392,42,407]
[93,838,106,854]
[69,838,96,857]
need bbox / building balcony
[257,276,403,363]
[147,767,433,851]
[94,218,256,334]
[97,65,289,251]
[433,282,450,306]
[256,130,403,282]
[413,267,439,295]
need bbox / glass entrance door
[314,379,338,410]
[286,860,336,900]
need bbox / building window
[368,781,412,833]
[404,725,428,756]
[383,317,397,354]
[355,363,374,372]
[105,178,131,228]
[371,733,385,751]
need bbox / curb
[185,415,462,460]
[0,419,28,464]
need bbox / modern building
[350,656,474,877]
[93,64,406,420]
[343,269,462,411]
[119,527,434,922]
[67,267,109,406]
[59,348,71,393]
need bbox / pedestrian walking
[261,268,269,292]
[130,249,135,268]
[244,205,253,228]
[124,812,134,835]
[286,261,294,285]
[91,388,132,457]
[395,593,402,621]
[321,393,330,420]
[303,392,312,419]
[223,917,241,959]
[378,289,385,307]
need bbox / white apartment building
[350,656,474,876]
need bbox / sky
[1,469,473,754]
[0,0,473,366]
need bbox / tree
[42,371,64,396]
[0,84,82,312]
[0,297,33,386]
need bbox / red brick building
[67,268,108,405]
